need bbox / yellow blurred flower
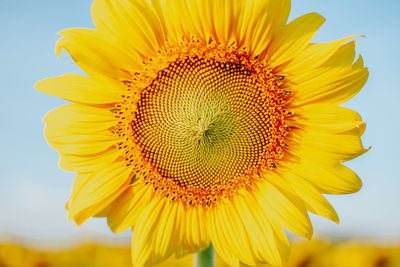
[305,241,399,267]
[35,0,368,266]
[3,240,400,267]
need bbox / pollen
[115,42,292,207]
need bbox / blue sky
[0,0,399,243]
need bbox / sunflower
[35,0,369,266]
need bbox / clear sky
[0,0,399,244]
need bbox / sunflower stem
[195,244,215,267]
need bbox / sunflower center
[116,44,290,206]
[132,57,271,189]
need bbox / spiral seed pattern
[116,45,291,207]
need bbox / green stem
[195,243,215,267]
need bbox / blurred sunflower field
[1,239,399,267]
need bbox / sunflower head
[35,0,368,266]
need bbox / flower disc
[127,53,289,205]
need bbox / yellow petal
[289,103,369,164]
[107,182,152,233]
[43,104,118,155]
[131,197,184,266]
[285,173,339,223]
[151,0,181,45]
[209,195,289,267]
[66,172,92,210]
[155,0,291,57]
[153,201,185,260]
[290,42,369,105]
[153,0,221,43]
[208,207,240,267]
[285,35,362,75]
[353,54,365,69]
[47,136,116,156]
[325,41,359,68]
[256,176,313,239]
[59,148,121,173]
[44,104,116,135]
[183,205,210,253]
[293,104,366,135]
[93,203,112,218]
[172,0,211,42]
[267,12,326,67]
[131,199,164,267]
[35,74,122,104]
[92,0,165,58]
[283,154,363,195]
[253,0,292,57]
[209,198,256,267]
[298,67,369,106]
[234,190,290,266]
[198,0,235,43]
[247,0,291,56]
[270,0,292,36]
[68,162,132,225]
[293,128,369,162]
[56,28,143,80]
[288,41,356,85]
[196,0,254,45]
